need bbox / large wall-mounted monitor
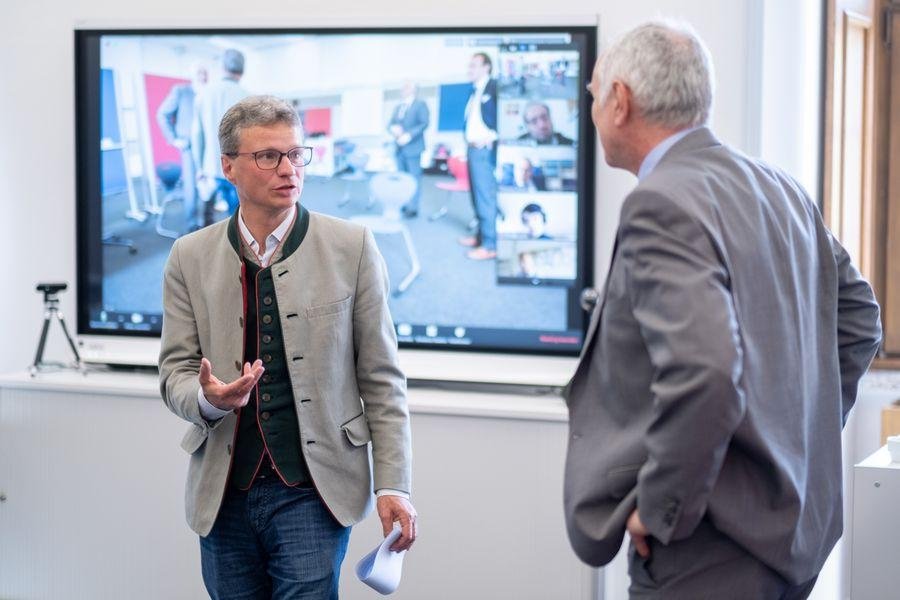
[75,25,596,370]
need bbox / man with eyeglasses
[518,102,574,146]
[159,95,416,600]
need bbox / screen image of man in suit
[156,64,207,233]
[160,95,417,600]
[388,82,430,217]
[564,22,882,599]
[458,52,499,261]
[192,48,249,225]
[518,101,574,146]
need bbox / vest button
[261,412,271,421]
[262,374,272,384]
[263,296,273,306]
[262,393,271,402]
[234,361,241,372]
[262,314,273,325]
[262,334,273,344]
[263,354,272,363]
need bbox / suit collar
[654,126,721,169]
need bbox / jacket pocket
[605,463,642,500]
[180,424,208,454]
[340,412,372,447]
[307,295,352,319]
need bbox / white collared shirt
[637,126,700,181]
[237,204,296,267]
[464,74,497,145]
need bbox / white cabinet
[0,371,596,600]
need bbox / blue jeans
[466,145,497,250]
[200,478,351,600]
[396,152,423,210]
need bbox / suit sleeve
[158,239,223,432]
[405,102,430,139]
[191,97,204,175]
[620,190,745,544]
[156,86,180,144]
[830,232,881,424]
[353,228,412,494]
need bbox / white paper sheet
[355,525,407,595]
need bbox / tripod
[30,283,83,375]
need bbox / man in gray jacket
[564,22,881,598]
[160,95,416,599]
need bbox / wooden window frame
[824,0,900,369]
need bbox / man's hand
[376,495,418,552]
[627,508,651,558]
[198,357,264,411]
[397,133,412,146]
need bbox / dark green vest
[227,205,311,489]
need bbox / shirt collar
[637,126,699,181]
[237,204,297,250]
[473,74,490,91]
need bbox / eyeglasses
[226,146,313,170]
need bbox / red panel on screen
[144,74,190,168]
[302,108,331,136]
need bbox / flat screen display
[75,26,595,355]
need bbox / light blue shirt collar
[637,127,700,181]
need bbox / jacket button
[263,296,273,306]
[261,412,270,421]
[262,314,273,325]
[262,334,272,344]
[234,361,241,372]
[227,444,232,455]
[239,317,244,328]
[262,393,271,403]
[263,354,272,363]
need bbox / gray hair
[218,95,302,155]
[597,21,714,129]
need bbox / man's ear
[611,81,632,127]
[221,155,235,183]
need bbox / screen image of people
[93,31,587,351]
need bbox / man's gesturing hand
[377,495,418,552]
[199,357,265,411]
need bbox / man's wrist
[376,489,410,500]
[197,387,231,421]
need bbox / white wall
[0,0,841,598]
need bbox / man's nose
[276,154,296,175]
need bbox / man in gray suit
[192,48,249,223]
[387,81,430,218]
[160,95,416,599]
[564,22,881,598]
[156,64,207,232]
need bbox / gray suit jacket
[159,209,411,536]
[564,128,881,584]
[388,99,429,157]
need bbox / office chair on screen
[154,161,182,238]
[349,171,420,295]
[429,155,471,222]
